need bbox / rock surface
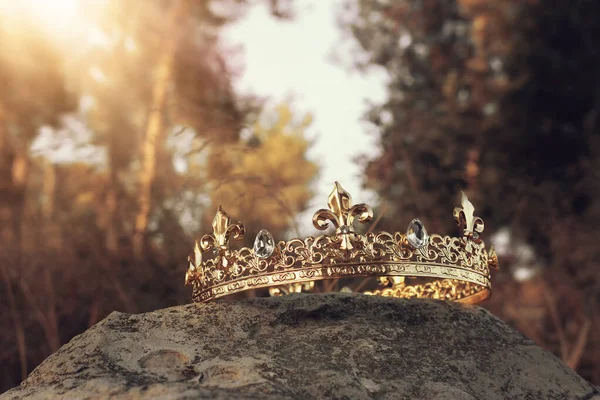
[2,293,599,400]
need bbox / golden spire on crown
[186,182,498,304]
[312,182,373,250]
[454,192,483,239]
[200,206,245,264]
[186,206,244,286]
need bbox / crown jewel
[253,229,275,259]
[186,182,498,304]
[406,218,429,248]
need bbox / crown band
[186,182,498,304]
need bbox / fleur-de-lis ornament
[313,182,373,249]
[200,206,245,268]
[185,241,204,286]
[488,245,499,270]
[453,192,484,248]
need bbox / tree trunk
[11,149,29,263]
[105,168,119,253]
[42,160,61,249]
[0,105,11,243]
[132,0,187,258]
[41,161,56,221]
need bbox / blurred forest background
[1,0,599,391]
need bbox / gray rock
[2,293,599,399]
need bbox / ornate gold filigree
[269,281,315,297]
[365,279,484,302]
[185,183,498,304]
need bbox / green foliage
[205,103,318,242]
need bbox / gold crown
[185,182,498,304]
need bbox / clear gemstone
[406,218,429,249]
[339,225,350,234]
[253,229,275,258]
